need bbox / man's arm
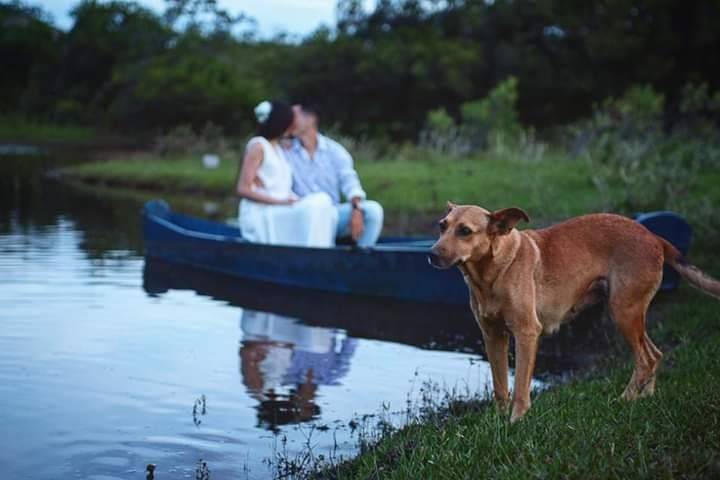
[333,141,366,203]
[328,138,367,241]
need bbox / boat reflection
[239,310,357,430]
[143,258,615,386]
[143,258,480,352]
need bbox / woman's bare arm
[236,142,293,205]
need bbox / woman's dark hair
[256,101,294,140]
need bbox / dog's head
[428,202,529,269]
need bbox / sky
[38,0,371,37]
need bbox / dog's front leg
[482,327,511,412]
[469,290,511,412]
[509,313,542,423]
[478,321,510,412]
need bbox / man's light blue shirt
[285,134,366,205]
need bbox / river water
[0,148,605,479]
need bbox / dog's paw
[510,403,530,423]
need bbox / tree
[0,1,59,112]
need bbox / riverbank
[66,149,720,479]
[60,151,615,224]
[45,147,720,477]
[313,260,720,478]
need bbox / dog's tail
[658,236,720,299]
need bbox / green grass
[62,154,239,193]
[61,152,621,224]
[319,276,720,479]
[0,115,96,144]
[358,157,611,219]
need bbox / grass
[61,151,623,225]
[313,271,720,479]
[0,114,96,145]
[358,156,611,218]
[62,153,239,194]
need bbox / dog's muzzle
[427,252,455,269]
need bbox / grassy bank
[61,151,620,223]
[315,269,720,478]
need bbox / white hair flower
[254,101,272,123]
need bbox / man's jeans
[335,201,384,247]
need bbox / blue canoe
[142,200,692,304]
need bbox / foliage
[0,113,95,143]
[4,0,720,139]
[461,76,522,150]
[563,83,720,240]
[153,123,230,156]
[0,1,60,113]
[418,108,467,156]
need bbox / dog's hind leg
[608,283,663,400]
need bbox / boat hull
[142,201,692,304]
[142,200,469,304]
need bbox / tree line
[2,0,719,140]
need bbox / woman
[236,100,337,247]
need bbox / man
[285,105,384,247]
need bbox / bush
[418,108,468,156]
[577,83,720,239]
[418,77,544,159]
[461,76,522,151]
[153,122,231,156]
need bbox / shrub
[153,122,231,156]
[580,83,720,238]
[461,76,522,151]
[418,107,468,156]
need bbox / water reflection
[144,258,612,374]
[240,310,356,430]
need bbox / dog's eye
[457,225,472,236]
[438,221,448,233]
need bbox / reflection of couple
[236,100,384,248]
[238,309,357,428]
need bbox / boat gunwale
[143,211,435,254]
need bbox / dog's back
[531,213,664,268]
[526,213,666,331]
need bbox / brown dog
[429,203,720,422]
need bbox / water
[0,149,606,479]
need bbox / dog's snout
[428,244,453,269]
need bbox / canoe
[143,199,467,304]
[142,200,692,304]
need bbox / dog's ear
[446,201,457,212]
[488,207,529,235]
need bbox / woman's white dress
[239,136,337,247]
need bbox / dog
[429,203,720,422]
